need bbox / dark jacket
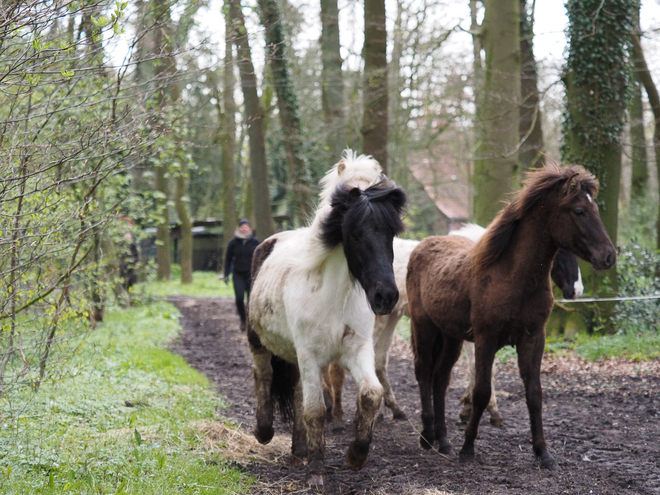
[224,235,260,275]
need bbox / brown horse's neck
[501,210,558,290]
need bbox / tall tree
[258,0,313,223]
[151,0,173,281]
[518,0,544,170]
[472,0,521,225]
[563,0,636,328]
[362,0,388,173]
[630,9,648,198]
[320,0,345,161]
[229,0,275,239]
[219,8,238,251]
[631,35,660,250]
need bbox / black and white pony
[247,151,406,485]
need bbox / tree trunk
[362,0,388,173]
[630,77,648,197]
[631,34,660,251]
[220,9,238,268]
[320,0,345,162]
[229,0,275,239]
[630,10,648,198]
[258,0,312,224]
[472,0,521,225]
[175,168,193,284]
[153,0,173,281]
[563,0,634,331]
[519,0,544,170]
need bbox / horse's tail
[270,355,299,425]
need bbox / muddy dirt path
[169,297,660,494]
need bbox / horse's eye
[574,208,584,216]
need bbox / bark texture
[362,0,388,173]
[229,0,275,239]
[220,7,238,256]
[472,0,521,225]
[519,0,544,170]
[258,0,312,223]
[320,0,345,161]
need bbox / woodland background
[1,1,660,490]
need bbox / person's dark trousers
[232,271,251,328]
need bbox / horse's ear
[337,160,346,175]
[384,186,407,212]
[566,173,580,193]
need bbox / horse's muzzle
[591,248,616,271]
[370,285,399,315]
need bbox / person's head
[238,219,252,236]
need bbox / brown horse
[406,165,616,470]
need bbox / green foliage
[612,245,660,333]
[0,301,252,493]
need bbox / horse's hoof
[419,432,435,450]
[438,440,454,456]
[392,410,407,421]
[254,425,274,444]
[346,440,370,470]
[459,407,471,424]
[489,412,503,427]
[306,473,324,486]
[459,448,475,463]
[539,451,558,471]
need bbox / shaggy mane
[472,164,598,271]
[318,149,384,207]
[319,180,406,249]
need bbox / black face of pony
[320,182,407,315]
[551,185,616,271]
[551,249,580,300]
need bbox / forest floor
[169,296,660,495]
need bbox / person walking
[223,219,260,330]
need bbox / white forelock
[318,149,383,208]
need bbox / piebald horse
[407,165,615,470]
[247,151,406,485]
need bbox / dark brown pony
[406,165,616,470]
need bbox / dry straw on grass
[193,421,291,464]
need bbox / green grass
[0,301,253,494]
[136,270,235,299]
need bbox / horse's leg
[432,335,463,455]
[342,345,383,470]
[247,329,274,444]
[297,355,327,485]
[321,365,334,421]
[486,361,503,427]
[374,313,406,420]
[458,342,475,423]
[460,342,503,426]
[328,361,345,421]
[411,313,439,449]
[517,332,558,471]
[459,336,497,463]
[292,379,307,464]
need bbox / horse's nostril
[606,252,615,267]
